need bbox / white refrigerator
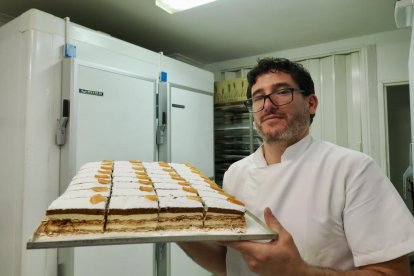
[0,8,214,276]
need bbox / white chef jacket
[223,135,414,276]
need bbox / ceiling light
[156,0,217,14]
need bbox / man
[179,57,414,275]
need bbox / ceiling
[0,0,399,66]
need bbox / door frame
[381,81,410,177]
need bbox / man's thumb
[264,207,284,235]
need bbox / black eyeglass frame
[244,88,307,113]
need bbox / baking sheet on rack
[27,211,277,249]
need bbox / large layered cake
[39,160,246,236]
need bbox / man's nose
[263,95,277,111]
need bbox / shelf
[214,101,246,110]
[214,99,261,186]
[215,126,251,131]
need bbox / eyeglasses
[244,88,306,113]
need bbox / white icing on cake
[66,183,109,191]
[108,196,158,210]
[158,196,203,209]
[202,197,245,213]
[47,196,107,211]
[112,176,140,182]
[111,188,156,197]
[156,189,197,197]
[197,190,229,200]
[153,182,183,190]
[60,189,110,198]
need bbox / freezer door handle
[172,103,185,109]
[56,99,70,146]
[156,111,167,145]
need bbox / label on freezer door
[79,88,104,97]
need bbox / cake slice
[202,197,246,231]
[157,195,204,230]
[106,195,159,232]
[41,194,108,235]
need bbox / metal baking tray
[26,211,277,249]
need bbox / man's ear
[308,94,318,116]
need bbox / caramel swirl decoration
[135,171,147,176]
[218,191,235,199]
[138,180,153,185]
[95,174,111,179]
[158,161,169,167]
[137,175,151,180]
[101,160,114,166]
[132,165,144,171]
[98,178,111,185]
[100,165,113,170]
[98,169,112,174]
[227,197,245,206]
[177,181,190,186]
[91,187,109,192]
[187,195,202,202]
[145,195,159,201]
[90,194,107,204]
[182,187,198,194]
[139,186,154,192]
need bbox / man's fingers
[221,240,255,254]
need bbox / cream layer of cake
[158,196,204,230]
[106,195,158,232]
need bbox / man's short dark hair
[246,57,315,99]
[246,57,316,123]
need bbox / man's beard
[254,105,310,143]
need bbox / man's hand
[222,208,411,276]
[222,207,309,276]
